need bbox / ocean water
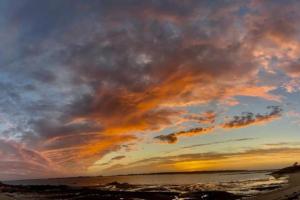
[6,171,288,197]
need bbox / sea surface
[5,171,288,197]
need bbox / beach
[0,194,14,200]
[251,172,300,200]
[0,184,240,200]
[0,171,298,200]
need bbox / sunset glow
[1,0,300,181]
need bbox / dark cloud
[155,127,214,144]
[98,155,126,167]
[154,133,178,144]
[111,155,126,161]
[222,106,283,128]
[31,119,103,140]
[31,69,56,83]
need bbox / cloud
[111,155,126,161]
[136,147,300,166]
[154,126,214,144]
[185,111,216,124]
[264,142,300,147]
[0,139,61,180]
[154,134,178,144]
[283,79,300,93]
[96,155,126,167]
[103,147,300,175]
[222,106,282,129]
[43,1,272,170]
[155,106,282,144]
[0,0,295,178]
[100,156,126,166]
[182,138,256,149]
[245,1,300,80]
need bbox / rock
[0,181,7,186]
[106,182,133,189]
[179,191,241,200]
[271,165,300,177]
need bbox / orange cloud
[42,134,136,173]
[186,111,216,124]
[39,44,281,173]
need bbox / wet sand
[0,173,295,200]
[0,194,14,200]
[0,183,241,200]
[252,172,300,200]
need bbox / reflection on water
[6,171,288,197]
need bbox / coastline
[0,184,240,200]
[0,194,14,200]
[251,172,300,200]
[0,171,296,200]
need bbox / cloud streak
[185,111,216,124]
[103,147,300,175]
[155,126,215,144]
[0,139,61,180]
[182,138,256,149]
[222,106,283,129]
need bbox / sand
[252,172,300,200]
[0,184,240,200]
[1,173,299,200]
[0,194,15,200]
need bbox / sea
[5,171,288,197]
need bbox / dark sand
[251,172,300,200]
[0,182,240,200]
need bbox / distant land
[271,164,300,177]
[112,169,275,177]
[3,169,276,183]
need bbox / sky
[1,0,300,180]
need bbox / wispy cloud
[0,139,61,180]
[96,155,126,167]
[185,111,216,124]
[103,147,300,175]
[182,138,256,149]
[264,142,300,147]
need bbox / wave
[100,175,288,198]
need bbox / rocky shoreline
[0,181,241,200]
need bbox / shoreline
[3,169,272,184]
[251,172,300,200]
[0,194,14,200]
[0,172,296,200]
[0,184,241,200]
